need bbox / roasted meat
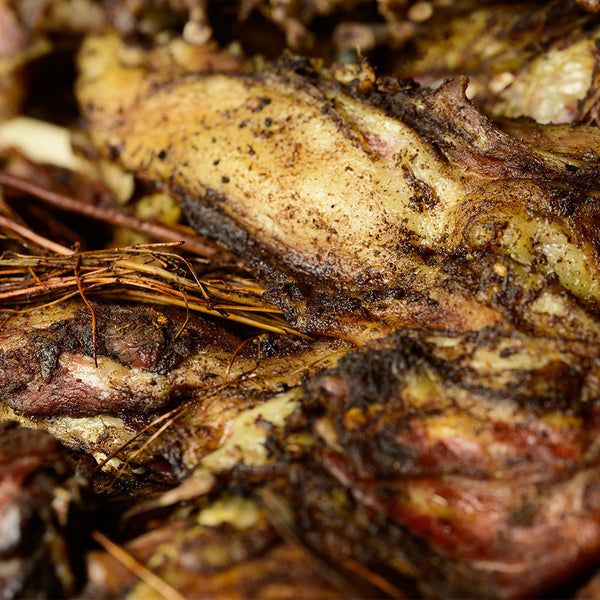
[77,33,600,344]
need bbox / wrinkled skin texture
[72,36,600,595]
[78,33,600,345]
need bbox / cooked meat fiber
[77,33,600,343]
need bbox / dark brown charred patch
[0,422,93,599]
[0,303,245,417]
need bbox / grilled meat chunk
[0,421,93,599]
[0,300,350,482]
[282,328,600,598]
[76,33,600,343]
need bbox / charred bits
[245,96,272,112]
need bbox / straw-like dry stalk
[0,174,300,336]
[0,244,300,335]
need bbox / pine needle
[91,531,187,600]
[0,244,299,335]
[0,172,235,261]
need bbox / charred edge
[179,190,364,292]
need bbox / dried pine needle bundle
[0,172,298,337]
[0,245,299,335]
